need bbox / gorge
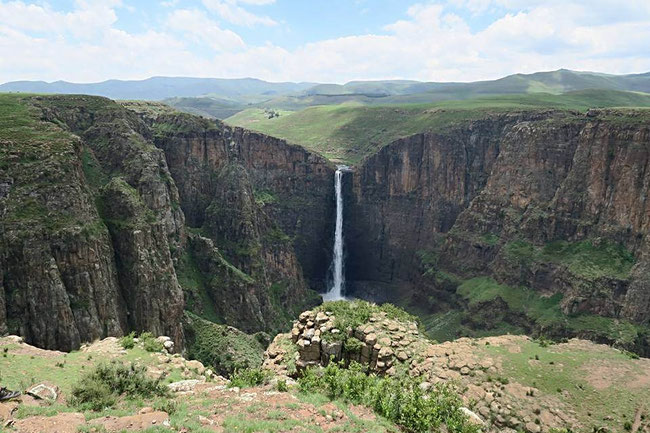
[1,95,650,357]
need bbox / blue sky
[0,0,649,83]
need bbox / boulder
[167,379,204,393]
[525,422,542,433]
[185,360,206,375]
[26,384,58,402]
[460,407,485,426]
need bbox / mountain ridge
[3,69,650,103]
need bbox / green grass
[504,238,636,280]
[315,300,418,343]
[225,90,650,164]
[456,276,648,349]
[81,147,110,191]
[458,277,565,326]
[0,343,179,398]
[0,94,98,234]
[183,312,265,377]
[541,239,636,280]
[483,339,650,432]
[298,361,479,433]
[221,415,310,432]
[175,250,222,323]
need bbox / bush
[119,332,135,350]
[183,312,265,376]
[139,332,164,353]
[343,337,363,353]
[298,361,479,433]
[536,336,554,348]
[276,379,288,392]
[70,362,169,411]
[229,368,272,389]
[154,398,179,415]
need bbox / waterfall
[323,165,348,301]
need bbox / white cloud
[0,0,119,38]
[201,0,277,27]
[167,9,245,51]
[0,0,649,84]
[238,0,275,4]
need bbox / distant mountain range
[0,77,316,102]
[2,69,650,118]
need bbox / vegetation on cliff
[183,312,266,376]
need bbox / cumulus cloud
[201,0,277,27]
[0,0,648,83]
[167,9,245,51]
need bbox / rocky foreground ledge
[264,301,650,433]
[1,302,649,433]
[0,333,398,433]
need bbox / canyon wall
[0,96,331,350]
[348,110,650,331]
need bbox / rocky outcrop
[264,307,425,376]
[348,110,650,327]
[187,233,268,331]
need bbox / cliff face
[0,95,128,351]
[0,96,330,351]
[152,113,334,292]
[348,110,650,338]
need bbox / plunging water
[323,166,348,301]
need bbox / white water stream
[323,166,348,301]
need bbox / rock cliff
[0,95,329,351]
[347,109,650,350]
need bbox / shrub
[622,350,640,360]
[276,379,288,392]
[119,332,136,350]
[154,398,178,415]
[229,368,272,389]
[318,300,418,334]
[139,332,164,353]
[536,336,554,348]
[70,361,168,411]
[298,361,479,433]
[183,312,265,376]
[343,337,363,353]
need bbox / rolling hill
[225,89,650,163]
[3,69,650,118]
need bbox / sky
[0,0,649,84]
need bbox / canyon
[1,95,650,356]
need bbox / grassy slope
[225,90,650,164]
[479,338,650,432]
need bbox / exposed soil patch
[13,412,85,433]
[91,409,169,432]
[581,359,650,390]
